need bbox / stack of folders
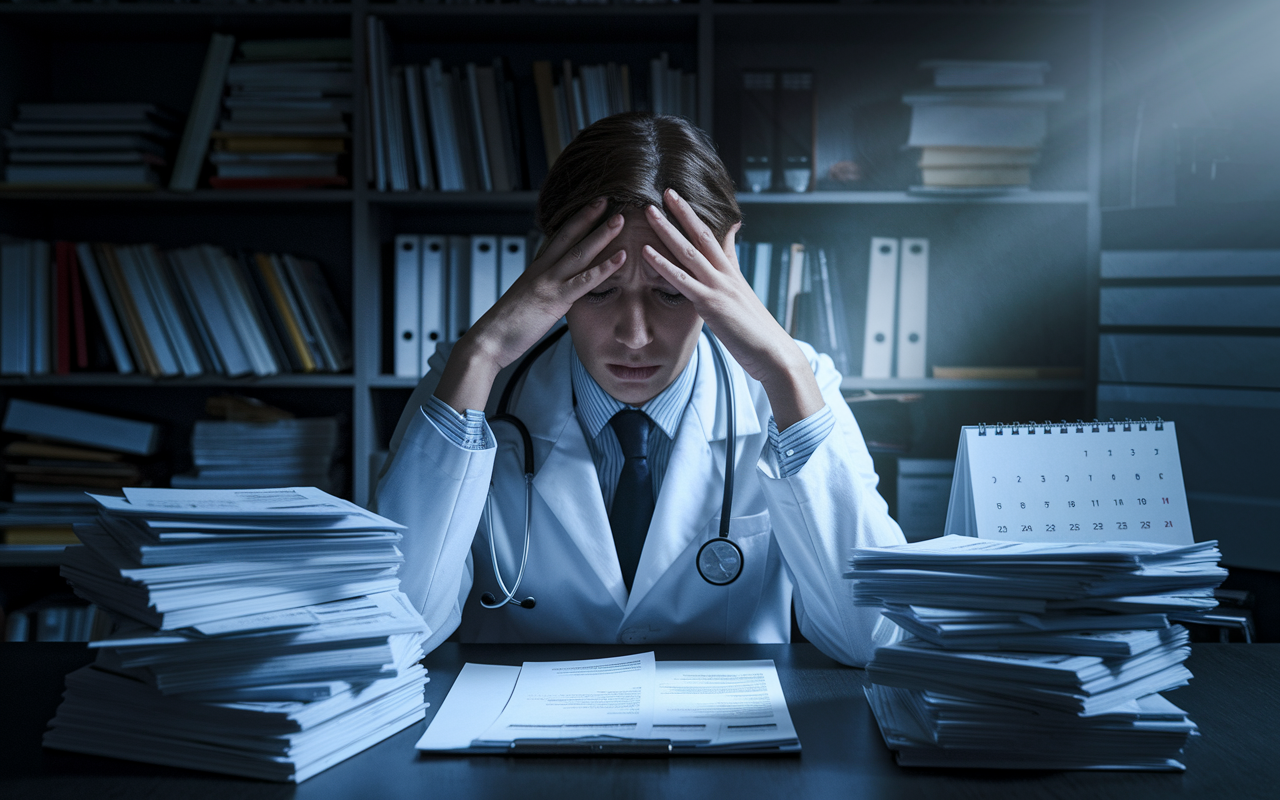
[903,60,1065,193]
[731,240,850,376]
[849,535,1228,771]
[44,487,430,783]
[1,103,178,189]
[171,417,342,493]
[392,233,528,377]
[210,39,353,189]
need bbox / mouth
[607,364,661,381]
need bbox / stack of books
[3,594,102,642]
[210,39,353,189]
[172,417,342,494]
[1,399,162,544]
[2,103,178,190]
[0,238,351,378]
[44,487,430,782]
[850,535,1228,770]
[902,61,1064,192]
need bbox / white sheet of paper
[475,652,656,742]
[654,660,797,745]
[415,663,520,751]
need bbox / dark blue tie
[609,409,654,592]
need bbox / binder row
[392,233,530,378]
[975,419,1167,436]
[861,237,929,380]
[0,239,351,378]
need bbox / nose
[613,296,653,350]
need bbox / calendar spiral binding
[976,418,1165,436]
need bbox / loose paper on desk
[478,652,657,742]
[417,653,800,752]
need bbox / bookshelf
[0,0,1102,532]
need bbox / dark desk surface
[2,642,1277,800]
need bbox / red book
[54,241,72,375]
[207,176,349,190]
[67,243,90,369]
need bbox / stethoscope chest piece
[696,537,743,586]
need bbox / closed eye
[585,287,618,303]
[655,290,686,306]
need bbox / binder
[862,237,899,378]
[498,235,526,298]
[740,71,775,193]
[777,71,814,192]
[895,238,929,379]
[393,235,421,378]
[469,236,499,329]
[419,235,446,375]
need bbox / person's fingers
[535,196,611,270]
[644,202,716,281]
[721,222,743,267]
[663,188,733,272]
[560,249,627,302]
[641,244,711,304]
[545,211,625,283]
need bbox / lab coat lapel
[523,335,629,612]
[623,336,762,613]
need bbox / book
[3,399,159,456]
[532,60,562,169]
[281,255,352,373]
[403,66,435,191]
[171,33,237,191]
[903,88,1066,150]
[0,240,31,375]
[74,244,133,374]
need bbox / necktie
[609,409,654,592]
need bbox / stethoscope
[479,324,743,611]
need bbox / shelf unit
[0,0,1102,516]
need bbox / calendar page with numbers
[943,420,1194,545]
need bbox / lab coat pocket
[715,511,773,638]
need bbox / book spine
[465,62,494,192]
[365,17,389,191]
[55,241,72,375]
[283,255,351,372]
[30,240,51,375]
[164,249,225,375]
[170,33,236,191]
[74,243,134,374]
[254,252,315,372]
[97,244,160,376]
[67,243,90,370]
[532,60,562,169]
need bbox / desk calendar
[944,420,1193,545]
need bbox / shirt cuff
[768,404,835,478]
[422,394,490,451]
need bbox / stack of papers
[171,418,342,493]
[849,535,1227,771]
[43,487,431,782]
[417,652,800,755]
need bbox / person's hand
[641,188,824,429]
[434,197,627,413]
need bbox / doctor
[375,112,905,667]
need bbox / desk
[2,643,1277,799]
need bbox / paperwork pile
[43,487,430,782]
[171,417,342,493]
[850,535,1227,770]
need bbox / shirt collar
[570,342,698,442]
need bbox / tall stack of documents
[849,535,1227,770]
[43,487,430,782]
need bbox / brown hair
[535,112,742,248]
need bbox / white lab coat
[374,331,905,666]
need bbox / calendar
[943,420,1193,545]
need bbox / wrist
[434,334,502,414]
[758,342,823,432]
